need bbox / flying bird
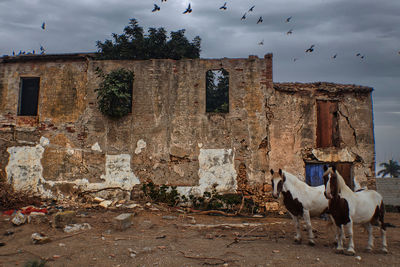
[286,16,292,23]
[220,2,227,10]
[305,45,315,53]
[332,54,337,59]
[293,58,298,62]
[248,5,255,12]
[258,39,264,45]
[41,22,45,30]
[360,55,365,59]
[161,0,167,2]
[356,53,361,57]
[241,13,247,20]
[183,3,192,14]
[286,29,293,35]
[152,4,160,12]
[257,16,263,24]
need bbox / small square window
[18,77,40,116]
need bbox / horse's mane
[330,167,352,194]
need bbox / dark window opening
[206,69,229,113]
[18,77,40,116]
[316,100,339,148]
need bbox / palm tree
[378,159,400,178]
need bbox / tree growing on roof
[96,18,201,60]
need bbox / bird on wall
[248,5,255,12]
[286,29,293,35]
[220,2,227,10]
[286,16,292,23]
[305,44,315,52]
[152,4,160,12]
[257,16,263,24]
[183,3,192,14]
[41,22,45,30]
[241,13,247,20]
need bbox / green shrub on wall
[95,68,134,118]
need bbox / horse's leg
[365,222,374,252]
[335,225,344,253]
[329,215,339,246]
[381,227,388,253]
[303,210,315,246]
[290,213,302,244]
[345,221,355,255]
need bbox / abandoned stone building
[0,53,375,201]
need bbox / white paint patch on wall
[177,148,237,196]
[135,139,147,154]
[91,142,102,152]
[99,154,140,190]
[6,137,54,198]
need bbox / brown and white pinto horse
[323,166,388,255]
[271,169,329,245]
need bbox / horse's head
[322,165,339,199]
[270,168,285,199]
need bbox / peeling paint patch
[91,142,102,152]
[100,154,140,190]
[311,148,355,162]
[135,139,146,154]
[177,148,237,196]
[6,144,53,198]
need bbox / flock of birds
[9,1,399,60]
[149,2,377,63]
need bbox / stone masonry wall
[0,54,273,199]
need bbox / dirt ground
[1,205,400,267]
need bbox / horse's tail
[379,201,386,230]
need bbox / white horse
[270,169,330,245]
[323,166,388,255]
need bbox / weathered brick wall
[0,55,375,200]
[270,83,375,185]
[376,178,400,206]
[0,54,273,198]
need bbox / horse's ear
[332,166,336,172]
[323,165,328,172]
[270,169,274,175]
[278,169,282,175]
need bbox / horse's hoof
[308,240,315,246]
[365,247,372,253]
[382,248,388,254]
[335,248,344,254]
[345,249,355,256]
[294,239,302,244]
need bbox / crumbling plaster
[0,55,375,199]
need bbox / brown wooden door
[335,162,353,190]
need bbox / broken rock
[112,213,134,231]
[52,211,76,228]
[32,233,51,244]
[11,211,26,226]
[99,200,113,208]
[64,223,92,233]
[28,212,49,224]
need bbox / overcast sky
[1,0,399,171]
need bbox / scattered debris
[52,211,76,228]
[112,213,134,231]
[11,211,27,226]
[28,212,49,224]
[4,230,14,236]
[272,250,280,253]
[64,223,92,233]
[99,200,113,208]
[355,256,362,261]
[162,215,177,220]
[31,232,51,244]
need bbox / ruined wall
[0,54,272,199]
[270,82,375,186]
